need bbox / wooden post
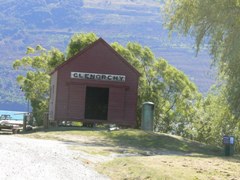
[44,112,49,129]
[23,114,27,132]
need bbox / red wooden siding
[50,38,140,127]
[108,87,125,123]
[67,84,85,120]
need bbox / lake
[0,110,26,121]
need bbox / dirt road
[0,135,109,180]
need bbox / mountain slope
[0,0,214,110]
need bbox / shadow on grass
[101,129,223,157]
[19,126,107,134]
[20,127,230,158]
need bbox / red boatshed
[49,38,140,127]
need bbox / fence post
[23,113,28,132]
[43,112,49,129]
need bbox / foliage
[12,33,100,125]
[163,0,240,117]
[13,46,65,125]
[191,86,240,151]
[111,42,200,135]
[66,33,98,59]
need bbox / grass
[101,129,221,156]
[21,127,221,156]
[70,146,111,156]
[18,127,240,179]
[97,155,240,180]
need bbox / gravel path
[0,135,109,180]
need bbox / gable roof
[50,38,140,76]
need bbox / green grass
[21,126,106,138]
[19,127,239,179]
[97,155,240,180]
[21,127,221,156]
[101,129,221,156]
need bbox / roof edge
[99,38,140,77]
[50,38,104,75]
[50,37,140,77]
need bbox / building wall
[52,39,139,127]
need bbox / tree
[163,0,240,117]
[112,42,200,135]
[13,46,65,125]
[191,85,240,151]
[13,33,98,125]
[66,32,98,59]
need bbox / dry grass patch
[97,155,240,180]
[70,146,112,156]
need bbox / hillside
[0,0,215,110]
[18,127,240,179]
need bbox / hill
[19,127,240,179]
[0,0,215,110]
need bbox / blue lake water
[0,110,26,121]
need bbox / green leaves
[13,32,200,134]
[66,32,98,59]
[26,47,35,54]
[163,0,240,117]
[112,41,200,134]
[13,45,64,125]
[163,0,240,149]
[13,33,99,125]
[47,48,65,70]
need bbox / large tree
[13,46,65,125]
[13,33,97,125]
[191,85,240,150]
[163,0,240,117]
[111,42,200,135]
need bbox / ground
[0,135,109,180]
[1,128,240,180]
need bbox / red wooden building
[49,38,140,127]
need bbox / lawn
[97,155,240,180]
[18,127,240,180]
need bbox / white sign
[230,137,234,144]
[71,72,126,82]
